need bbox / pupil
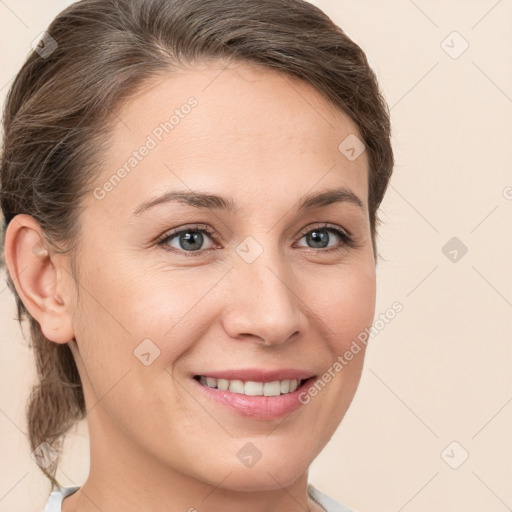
[308,230,328,248]
[181,231,203,251]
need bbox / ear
[4,214,76,344]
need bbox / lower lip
[192,377,316,420]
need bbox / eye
[156,224,217,256]
[295,223,356,252]
[156,222,358,257]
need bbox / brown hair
[0,0,393,489]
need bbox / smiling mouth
[193,375,312,397]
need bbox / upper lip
[193,368,316,382]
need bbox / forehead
[89,60,369,218]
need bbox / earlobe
[4,214,75,344]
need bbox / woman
[0,0,394,511]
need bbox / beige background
[1,1,511,511]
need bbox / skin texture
[5,60,376,512]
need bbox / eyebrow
[132,186,365,216]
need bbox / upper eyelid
[297,223,350,237]
[160,222,347,237]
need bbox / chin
[197,452,310,492]
[218,468,305,492]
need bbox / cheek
[75,255,221,369]
[310,262,376,350]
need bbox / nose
[221,245,306,346]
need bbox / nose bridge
[224,236,303,344]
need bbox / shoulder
[43,486,80,512]
[307,483,360,512]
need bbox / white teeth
[244,381,263,396]
[228,379,245,394]
[197,377,304,396]
[263,381,281,396]
[217,378,229,391]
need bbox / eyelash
[156,222,359,257]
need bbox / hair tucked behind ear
[0,0,394,489]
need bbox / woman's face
[63,60,376,491]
